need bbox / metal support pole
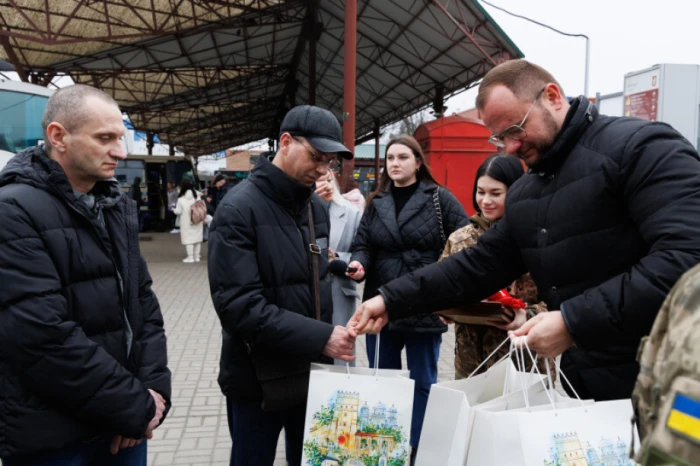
[341,0,357,193]
[146,132,154,156]
[374,119,380,192]
[309,35,316,106]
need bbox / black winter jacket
[208,155,334,400]
[351,182,468,333]
[379,98,700,401]
[0,146,171,457]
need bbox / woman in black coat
[347,134,467,460]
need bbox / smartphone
[346,267,358,274]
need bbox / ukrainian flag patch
[666,392,700,444]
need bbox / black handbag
[250,202,322,411]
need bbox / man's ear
[543,83,566,111]
[279,133,294,156]
[46,122,68,153]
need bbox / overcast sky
[444,0,700,114]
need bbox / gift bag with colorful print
[301,338,414,466]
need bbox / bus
[116,154,196,232]
[0,79,53,169]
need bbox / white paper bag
[301,363,415,465]
[415,357,548,466]
[467,398,638,466]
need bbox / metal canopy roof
[0,0,522,156]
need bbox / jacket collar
[530,96,597,175]
[373,181,437,246]
[0,145,123,211]
[248,153,314,213]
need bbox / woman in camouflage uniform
[440,153,549,379]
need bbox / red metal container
[414,114,497,216]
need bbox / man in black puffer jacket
[208,105,356,466]
[349,59,700,402]
[0,85,171,464]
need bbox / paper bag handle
[344,333,381,378]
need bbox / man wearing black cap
[207,105,356,465]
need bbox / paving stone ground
[140,232,456,466]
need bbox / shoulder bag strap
[433,187,447,245]
[307,202,321,321]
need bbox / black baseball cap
[279,105,353,159]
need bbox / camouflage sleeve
[438,224,481,263]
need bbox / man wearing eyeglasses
[349,59,700,402]
[207,105,356,465]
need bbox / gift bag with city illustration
[466,341,640,466]
[301,338,415,466]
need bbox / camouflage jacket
[440,214,547,377]
[633,262,700,465]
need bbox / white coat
[173,190,204,245]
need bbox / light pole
[480,0,590,97]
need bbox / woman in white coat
[315,172,362,365]
[173,180,204,263]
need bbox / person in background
[167,181,179,234]
[129,176,144,231]
[342,179,366,213]
[316,170,362,365]
[213,173,233,209]
[347,134,468,464]
[173,179,203,263]
[129,176,143,207]
[439,153,549,378]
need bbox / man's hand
[145,389,166,439]
[509,311,574,358]
[322,326,356,362]
[110,436,142,455]
[346,261,365,280]
[347,295,388,336]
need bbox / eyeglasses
[487,88,545,148]
[293,136,339,169]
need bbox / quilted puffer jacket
[351,182,467,332]
[0,145,171,456]
[378,98,700,400]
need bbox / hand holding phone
[346,261,365,280]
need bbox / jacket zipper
[66,200,130,360]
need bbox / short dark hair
[41,84,119,153]
[475,59,565,110]
[472,154,524,213]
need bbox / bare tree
[397,111,427,136]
